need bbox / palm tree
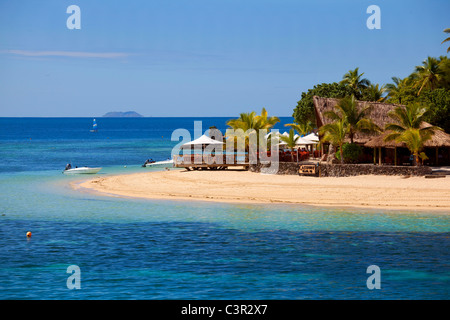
[258,107,281,130]
[384,103,442,165]
[284,121,314,136]
[437,55,450,89]
[442,28,450,53]
[413,56,444,95]
[226,108,279,132]
[340,67,371,95]
[279,129,299,162]
[385,102,439,132]
[226,108,280,151]
[384,76,410,103]
[389,129,432,166]
[364,83,386,102]
[323,95,381,144]
[226,111,258,132]
[319,119,348,164]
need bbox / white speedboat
[144,159,173,168]
[63,167,102,174]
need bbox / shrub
[335,143,363,163]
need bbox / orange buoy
[26,231,32,238]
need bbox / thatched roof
[313,96,450,147]
[365,123,450,148]
[313,96,402,144]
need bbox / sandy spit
[74,169,450,213]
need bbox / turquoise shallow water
[1,169,449,300]
[0,118,449,299]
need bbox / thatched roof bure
[313,96,450,148]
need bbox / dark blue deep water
[0,118,449,299]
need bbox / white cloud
[0,50,130,59]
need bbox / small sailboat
[90,119,98,132]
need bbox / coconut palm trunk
[319,119,348,165]
[279,129,300,162]
[339,144,344,164]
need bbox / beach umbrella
[295,136,315,145]
[303,132,319,143]
[277,136,312,146]
[181,135,224,147]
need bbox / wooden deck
[173,151,320,170]
[173,154,249,170]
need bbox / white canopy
[295,136,316,145]
[278,135,316,146]
[265,131,282,139]
[303,132,319,142]
[181,134,224,147]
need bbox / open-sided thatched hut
[313,96,450,165]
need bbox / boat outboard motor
[65,164,72,171]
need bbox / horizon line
[0,115,294,118]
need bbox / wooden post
[378,147,382,165]
[373,148,376,165]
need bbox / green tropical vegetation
[323,95,380,144]
[419,151,429,165]
[384,103,442,165]
[319,118,348,164]
[361,83,386,102]
[284,121,314,136]
[292,82,356,126]
[413,56,446,95]
[226,107,280,151]
[442,28,450,53]
[279,129,300,162]
[340,67,371,96]
[292,55,450,133]
[224,29,449,167]
[292,29,450,134]
[226,107,280,132]
[335,143,363,164]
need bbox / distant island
[103,111,144,117]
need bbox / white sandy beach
[75,169,450,212]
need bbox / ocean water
[0,117,449,300]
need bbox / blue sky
[0,0,449,117]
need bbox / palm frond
[384,132,401,142]
[323,110,342,121]
[385,123,406,133]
